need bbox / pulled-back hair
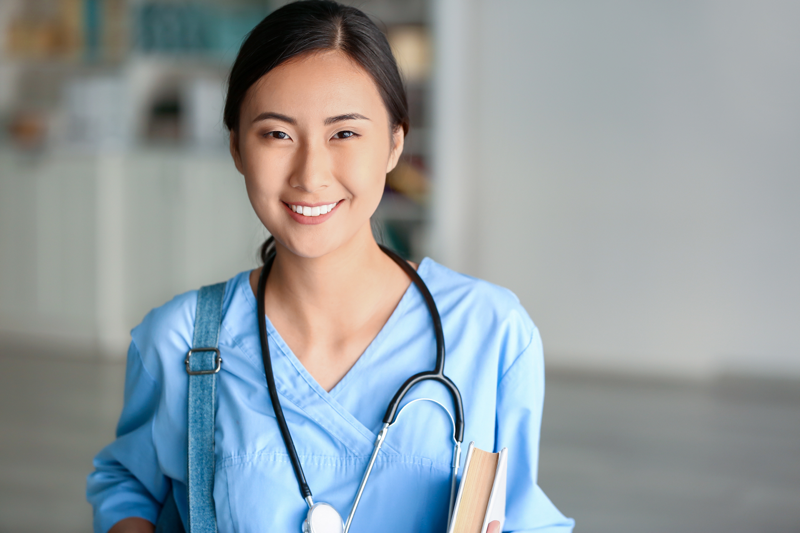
[224,0,409,263]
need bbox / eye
[264,131,291,140]
[333,130,358,140]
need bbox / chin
[278,232,345,259]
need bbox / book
[448,443,508,533]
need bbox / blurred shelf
[375,193,427,223]
[1,0,435,261]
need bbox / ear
[229,129,245,175]
[385,126,405,173]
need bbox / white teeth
[290,202,339,217]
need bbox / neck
[271,224,385,301]
[256,223,406,337]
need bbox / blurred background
[0,0,798,531]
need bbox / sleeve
[495,326,575,532]
[86,340,169,533]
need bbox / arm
[87,341,169,533]
[495,327,575,532]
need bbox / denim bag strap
[185,282,226,533]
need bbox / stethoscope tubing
[256,242,465,510]
[257,252,313,501]
[378,246,466,443]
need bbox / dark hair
[224,1,410,264]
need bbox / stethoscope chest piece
[258,245,464,533]
[302,502,344,533]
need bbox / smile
[289,202,339,217]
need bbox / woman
[87,2,574,532]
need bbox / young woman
[87,2,574,532]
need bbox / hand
[108,517,155,533]
[487,520,501,533]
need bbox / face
[231,50,404,259]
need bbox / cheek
[334,142,390,202]
[241,145,288,220]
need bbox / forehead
[241,50,387,123]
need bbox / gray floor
[538,371,800,533]
[1,347,798,533]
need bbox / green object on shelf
[374,219,412,261]
[84,0,101,61]
[134,2,271,59]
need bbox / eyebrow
[251,112,370,126]
[252,112,296,125]
[324,113,370,125]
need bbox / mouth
[287,201,339,217]
[283,200,342,225]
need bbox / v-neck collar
[327,259,426,398]
[237,257,431,452]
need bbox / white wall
[0,149,263,357]
[431,1,800,378]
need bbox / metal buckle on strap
[185,348,222,375]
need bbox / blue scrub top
[87,257,575,533]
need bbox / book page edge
[480,447,508,533]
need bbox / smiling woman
[86,2,573,533]
[232,49,404,260]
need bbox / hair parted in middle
[223,1,410,263]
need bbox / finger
[487,520,501,533]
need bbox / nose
[289,138,331,194]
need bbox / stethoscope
[257,243,465,533]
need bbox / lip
[283,200,341,225]
[287,201,338,207]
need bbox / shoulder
[130,270,251,382]
[421,257,533,330]
[419,258,539,373]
